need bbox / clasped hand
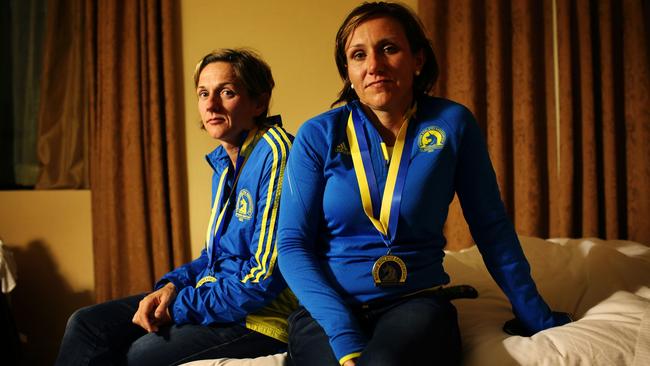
[132,282,177,333]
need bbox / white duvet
[183,237,650,366]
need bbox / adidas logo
[335,142,350,155]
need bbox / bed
[182,236,650,366]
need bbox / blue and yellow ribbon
[204,128,263,269]
[346,105,416,245]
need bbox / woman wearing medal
[56,49,295,365]
[277,3,571,365]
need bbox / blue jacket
[278,96,569,361]
[156,125,296,342]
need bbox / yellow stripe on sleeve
[256,128,289,281]
[241,131,281,283]
[250,132,280,282]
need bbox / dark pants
[287,294,461,366]
[55,294,285,366]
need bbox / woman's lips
[206,117,225,124]
[366,79,392,88]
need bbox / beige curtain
[36,0,88,189]
[89,0,191,301]
[9,0,46,187]
[419,0,649,249]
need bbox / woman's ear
[254,92,270,117]
[414,49,425,74]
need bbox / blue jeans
[287,293,461,366]
[55,294,285,366]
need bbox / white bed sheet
[446,237,650,366]
[182,237,650,366]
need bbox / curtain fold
[1,0,47,187]
[36,0,88,189]
[620,0,649,243]
[419,0,649,248]
[89,0,190,302]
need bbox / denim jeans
[55,294,285,366]
[287,293,461,366]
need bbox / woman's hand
[343,359,357,366]
[132,282,177,332]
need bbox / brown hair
[332,2,438,106]
[194,48,275,125]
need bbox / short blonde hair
[194,48,275,125]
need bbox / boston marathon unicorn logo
[418,126,446,152]
[235,189,253,221]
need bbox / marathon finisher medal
[372,254,407,286]
[346,103,416,287]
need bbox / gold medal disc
[372,255,407,287]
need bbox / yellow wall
[0,190,94,364]
[182,0,418,257]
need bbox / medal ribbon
[346,104,416,245]
[204,128,263,269]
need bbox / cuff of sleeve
[153,279,170,291]
[339,352,362,365]
[330,333,366,364]
[552,311,572,326]
[155,275,187,292]
[169,286,189,324]
[516,294,560,333]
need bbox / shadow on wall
[8,240,94,366]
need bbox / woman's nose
[367,51,383,74]
[205,94,221,111]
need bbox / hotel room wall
[0,190,94,364]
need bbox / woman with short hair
[56,48,294,365]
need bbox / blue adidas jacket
[277,96,569,361]
[156,125,295,342]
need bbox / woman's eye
[351,51,365,61]
[198,90,208,98]
[383,45,397,54]
[221,89,236,98]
